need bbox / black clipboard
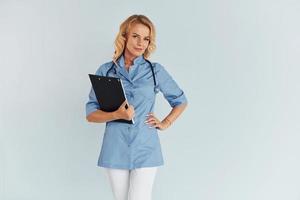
[88,74,134,124]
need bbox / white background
[1,0,300,199]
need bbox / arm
[86,100,135,123]
[86,109,119,123]
[85,66,135,123]
[146,103,187,130]
[145,63,188,130]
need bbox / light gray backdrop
[1,0,300,199]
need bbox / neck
[124,50,137,67]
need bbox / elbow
[86,116,91,122]
[86,114,94,122]
[182,102,188,110]
[176,102,188,108]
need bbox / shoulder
[94,60,114,75]
[151,62,166,72]
[151,61,170,76]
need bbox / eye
[144,38,150,41]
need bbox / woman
[85,14,187,200]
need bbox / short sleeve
[85,64,106,117]
[155,63,188,107]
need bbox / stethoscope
[106,58,159,93]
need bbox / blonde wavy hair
[113,14,156,61]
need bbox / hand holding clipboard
[88,74,135,124]
[114,100,135,121]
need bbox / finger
[148,122,157,128]
[128,105,133,110]
[145,119,157,124]
[147,122,156,127]
[155,122,164,129]
[147,118,157,123]
[149,120,161,127]
[154,124,161,129]
[146,115,157,120]
[153,123,161,129]
[128,105,136,113]
[145,118,157,124]
[120,100,127,108]
[146,112,154,117]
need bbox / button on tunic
[86,55,187,169]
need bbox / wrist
[162,118,172,128]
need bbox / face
[124,23,150,58]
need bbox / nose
[137,38,142,46]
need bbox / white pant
[105,167,158,200]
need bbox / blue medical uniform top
[85,55,187,169]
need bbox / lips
[134,48,143,51]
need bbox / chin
[127,48,145,57]
[133,52,144,57]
